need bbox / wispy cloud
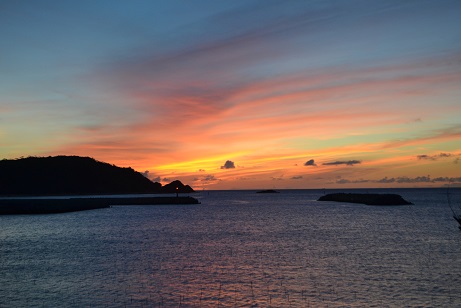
[323,160,362,166]
[148,176,159,182]
[336,176,461,184]
[336,178,371,184]
[381,124,461,150]
[3,1,461,189]
[193,174,219,184]
[417,152,456,160]
[376,176,431,183]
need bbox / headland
[0,156,198,214]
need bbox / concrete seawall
[317,193,413,205]
[0,196,200,215]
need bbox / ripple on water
[1,189,460,307]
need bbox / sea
[1,188,460,307]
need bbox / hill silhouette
[161,180,194,194]
[0,156,194,196]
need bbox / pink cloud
[46,49,461,189]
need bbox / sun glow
[2,1,461,189]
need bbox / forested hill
[0,156,194,196]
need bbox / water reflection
[1,189,460,307]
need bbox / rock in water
[256,189,279,193]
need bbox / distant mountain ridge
[0,156,194,196]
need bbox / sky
[1,0,461,190]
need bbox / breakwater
[0,196,200,215]
[317,193,413,205]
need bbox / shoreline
[0,196,200,215]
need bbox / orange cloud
[41,52,461,189]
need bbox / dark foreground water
[1,188,460,307]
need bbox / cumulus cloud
[322,160,361,166]
[221,160,235,169]
[291,175,303,180]
[304,159,317,166]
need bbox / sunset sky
[1,0,460,189]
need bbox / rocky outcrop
[160,180,194,194]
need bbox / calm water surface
[1,188,460,307]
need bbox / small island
[317,193,413,206]
[256,189,280,194]
[0,156,199,214]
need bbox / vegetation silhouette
[0,156,194,196]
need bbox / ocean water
[1,188,460,307]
